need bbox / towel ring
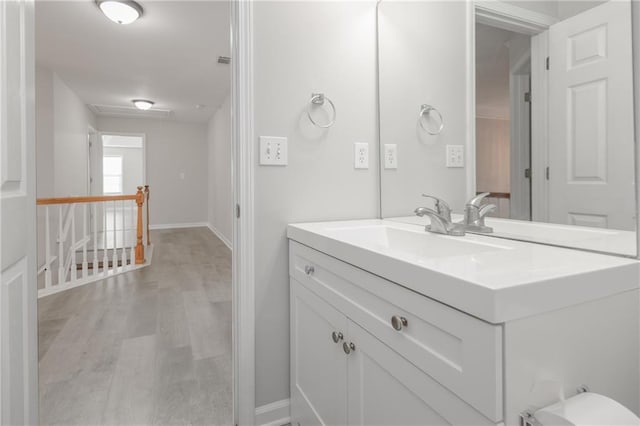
[307,93,336,128]
[418,104,444,135]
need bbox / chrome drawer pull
[343,341,356,355]
[331,331,343,343]
[391,315,408,331]
[304,265,315,276]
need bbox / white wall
[36,66,97,197]
[378,1,470,217]
[97,117,208,227]
[52,72,97,197]
[252,0,379,408]
[207,95,232,246]
[36,65,54,198]
[476,118,510,194]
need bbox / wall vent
[88,104,174,119]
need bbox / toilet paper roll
[534,392,640,426]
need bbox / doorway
[475,22,532,220]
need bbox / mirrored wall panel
[378,0,637,257]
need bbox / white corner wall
[252,0,379,409]
[35,65,54,198]
[52,72,97,197]
[207,95,232,248]
[97,117,208,227]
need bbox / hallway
[37,228,232,425]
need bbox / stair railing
[36,185,149,297]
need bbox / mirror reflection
[378,0,637,256]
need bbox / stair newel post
[144,185,150,245]
[135,186,145,264]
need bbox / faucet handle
[468,192,491,207]
[478,204,497,218]
[421,194,452,221]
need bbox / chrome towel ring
[418,104,444,135]
[307,93,336,128]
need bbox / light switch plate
[446,145,464,168]
[260,136,288,166]
[354,142,369,169]
[384,144,398,169]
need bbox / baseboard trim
[255,398,290,426]
[149,222,209,230]
[207,223,233,250]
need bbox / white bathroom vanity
[287,219,639,426]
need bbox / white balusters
[131,199,136,267]
[82,203,88,278]
[70,206,76,283]
[44,206,52,289]
[120,200,127,269]
[58,205,64,285]
[36,187,151,297]
[103,201,109,276]
[93,203,98,275]
[112,200,118,270]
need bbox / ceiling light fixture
[96,0,143,25]
[132,99,154,110]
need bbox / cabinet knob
[391,315,408,331]
[331,331,344,343]
[343,341,356,354]
[304,265,315,276]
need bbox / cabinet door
[291,280,348,426]
[346,321,494,426]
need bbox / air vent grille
[89,104,173,119]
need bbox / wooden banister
[36,194,137,205]
[135,186,145,264]
[144,185,150,245]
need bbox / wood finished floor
[38,228,232,426]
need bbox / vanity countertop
[287,219,639,324]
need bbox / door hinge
[524,168,531,179]
[524,92,531,103]
[546,56,550,70]
[235,204,240,218]
[546,166,550,180]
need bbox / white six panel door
[547,0,635,230]
[0,0,38,424]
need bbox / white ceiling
[475,23,523,120]
[35,0,230,123]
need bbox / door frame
[231,1,256,425]
[97,131,147,193]
[471,2,555,216]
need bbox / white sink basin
[323,224,508,259]
[287,219,639,323]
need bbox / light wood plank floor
[38,228,232,425]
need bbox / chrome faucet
[414,207,465,236]
[459,192,496,233]
[421,194,452,222]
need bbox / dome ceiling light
[132,99,154,110]
[96,0,143,25]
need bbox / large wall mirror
[378,0,638,257]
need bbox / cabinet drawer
[290,241,503,422]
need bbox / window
[103,156,123,194]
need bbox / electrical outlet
[446,145,464,168]
[354,142,369,169]
[259,136,288,166]
[384,144,398,169]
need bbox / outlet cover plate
[446,145,464,168]
[260,136,288,166]
[384,144,398,169]
[354,142,369,169]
